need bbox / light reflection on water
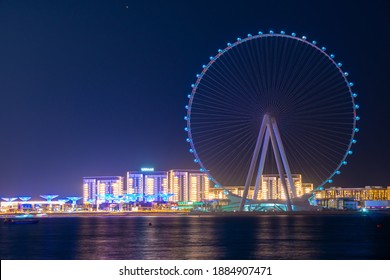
[1,215,389,259]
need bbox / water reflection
[1,215,389,259]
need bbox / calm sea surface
[1,214,389,260]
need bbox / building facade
[83,176,124,203]
[167,169,210,202]
[210,174,311,200]
[314,186,390,209]
[127,169,168,200]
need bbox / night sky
[0,0,389,197]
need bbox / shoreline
[2,210,390,218]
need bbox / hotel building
[167,169,210,202]
[126,169,210,202]
[127,169,168,198]
[209,174,312,200]
[83,176,124,203]
[313,186,390,209]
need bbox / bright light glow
[141,168,154,172]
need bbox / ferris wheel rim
[185,30,359,190]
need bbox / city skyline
[0,0,389,196]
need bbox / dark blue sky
[0,0,389,197]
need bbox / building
[261,174,304,200]
[167,169,210,202]
[83,176,124,203]
[209,174,311,200]
[127,168,168,200]
[313,186,390,209]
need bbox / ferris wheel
[185,30,359,210]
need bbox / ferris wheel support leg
[268,118,293,211]
[239,115,269,211]
[271,118,296,199]
[253,129,270,200]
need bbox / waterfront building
[168,170,187,201]
[188,171,210,202]
[314,186,390,209]
[210,174,309,200]
[83,176,124,203]
[127,169,168,200]
[261,174,303,200]
[167,169,210,202]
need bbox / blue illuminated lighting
[344,72,349,76]
[184,116,188,120]
[354,104,360,109]
[342,161,348,165]
[353,93,358,98]
[302,36,307,40]
[200,168,205,172]
[291,32,296,36]
[321,47,326,51]
[215,184,221,188]
[330,54,335,58]
[196,74,200,78]
[337,62,343,67]
[227,43,232,46]
[189,149,193,153]
[247,33,252,37]
[348,150,353,155]
[355,116,360,121]
[184,127,188,131]
[18,196,32,202]
[258,31,263,35]
[362,208,368,213]
[349,82,354,87]
[1,197,18,202]
[209,56,213,60]
[40,195,59,202]
[145,195,155,203]
[328,179,333,183]
[185,105,188,109]
[191,84,195,88]
[187,94,191,98]
[67,197,82,204]
[354,128,360,132]
[312,40,317,44]
[280,31,285,34]
[159,193,174,202]
[352,139,357,144]
[186,138,191,142]
[194,158,199,163]
[202,65,206,68]
[335,170,341,175]
[237,37,241,41]
[269,30,274,34]
[218,49,222,52]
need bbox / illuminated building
[168,170,188,201]
[314,186,390,209]
[212,174,309,200]
[188,171,209,202]
[83,176,124,203]
[168,170,210,202]
[301,183,314,196]
[126,169,168,200]
[261,174,303,200]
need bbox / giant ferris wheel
[184,30,359,211]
